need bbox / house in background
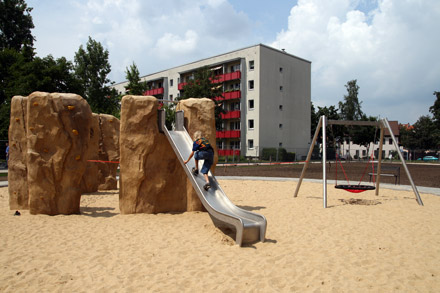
[113,44,311,159]
[338,120,401,160]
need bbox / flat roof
[113,44,312,85]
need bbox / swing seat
[335,184,375,193]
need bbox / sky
[27,0,440,124]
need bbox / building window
[279,124,283,129]
[170,79,173,87]
[248,119,254,129]
[249,99,254,110]
[231,64,240,72]
[280,67,283,73]
[280,86,283,91]
[249,60,254,70]
[169,94,173,100]
[279,142,283,147]
[249,80,254,90]
[231,141,241,149]
[389,138,393,145]
[248,139,254,149]
[230,121,240,130]
[279,105,283,110]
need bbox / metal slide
[161,112,266,246]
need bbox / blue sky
[27,0,440,124]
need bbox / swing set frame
[294,115,424,208]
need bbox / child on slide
[183,131,214,191]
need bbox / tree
[180,66,223,100]
[74,37,119,115]
[8,55,81,95]
[0,0,35,51]
[124,62,147,95]
[179,66,225,129]
[338,79,363,121]
[412,116,438,150]
[430,91,440,127]
[399,124,418,151]
[351,114,379,148]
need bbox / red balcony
[216,90,241,101]
[216,130,241,138]
[221,110,241,119]
[144,88,164,96]
[212,71,241,83]
[218,149,240,156]
[179,71,241,91]
[178,82,188,90]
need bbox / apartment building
[113,44,311,158]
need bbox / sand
[1,180,439,292]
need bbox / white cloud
[154,30,199,58]
[30,0,253,83]
[272,0,440,123]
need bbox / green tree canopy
[180,66,223,100]
[124,62,147,95]
[338,79,363,121]
[412,115,438,150]
[430,91,440,128]
[179,66,225,129]
[74,36,119,115]
[351,115,379,148]
[0,0,35,51]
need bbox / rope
[335,153,350,185]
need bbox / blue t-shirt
[192,137,213,152]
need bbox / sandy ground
[1,180,439,292]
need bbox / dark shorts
[194,150,214,174]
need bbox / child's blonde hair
[193,131,203,140]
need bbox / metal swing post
[382,118,423,206]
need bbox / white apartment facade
[113,44,311,158]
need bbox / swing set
[294,116,424,208]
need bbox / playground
[1,179,440,292]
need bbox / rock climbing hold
[67,105,75,110]
[75,155,81,161]
[72,129,79,136]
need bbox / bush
[262,148,295,161]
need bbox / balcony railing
[212,71,241,84]
[216,130,241,138]
[144,88,164,96]
[220,110,241,119]
[218,149,240,156]
[178,82,187,90]
[178,71,241,90]
[216,90,241,101]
